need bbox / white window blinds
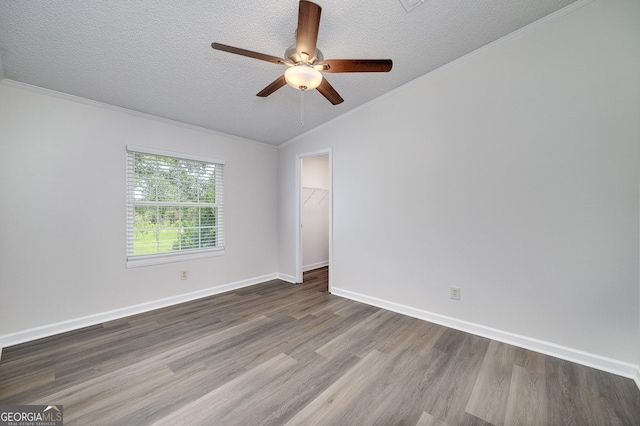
[126,146,224,266]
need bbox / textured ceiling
[0,0,577,145]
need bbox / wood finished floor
[1,267,639,425]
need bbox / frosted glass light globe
[285,64,323,91]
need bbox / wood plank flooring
[1,267,639,425]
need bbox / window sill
[127,248,225,268]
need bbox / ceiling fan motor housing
[285,45,323,65]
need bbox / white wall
[301,155,329,190]
[302,156,329,270]
[0,82,279,339]
[279,0,640,366]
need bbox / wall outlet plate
[450,287,461,300]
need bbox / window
[126,146,224,267]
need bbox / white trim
[1,276,638,391]
[276,273,297,284]
[327,153,333,293]
[126,249,225,268]
[277,0,595,149]
[125,148,225,267]
[296,149,333,289]
[0,79,276,150]
[295,156,302,283]
[0,273,279,350]
[126,145,225,165]
[331,286,640,387]
[303,261,329,272]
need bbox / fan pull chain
[300,90,305,126]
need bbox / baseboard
[331,287,640,389]
[276,273,298,284]
[303,261,329,272]
[0,273,280,350]
[3,277,637,391]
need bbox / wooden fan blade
[316,78,344,105]
[257,75,287,97]
[320,59,393,73]
[211,42,284,64]
[296,1,322,58]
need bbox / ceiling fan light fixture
[285,64,323,91]
[211,1,389,105]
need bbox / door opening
[296,149,331,291]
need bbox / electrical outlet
[450,287,461,300]
[181,270,188,280]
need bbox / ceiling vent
[399,0,425,13]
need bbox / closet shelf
[302,187,329,206]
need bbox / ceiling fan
[211,0,392,105]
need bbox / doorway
[296,149,331,290]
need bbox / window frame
[126,145,225,268]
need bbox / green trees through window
[127,149,224,259]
